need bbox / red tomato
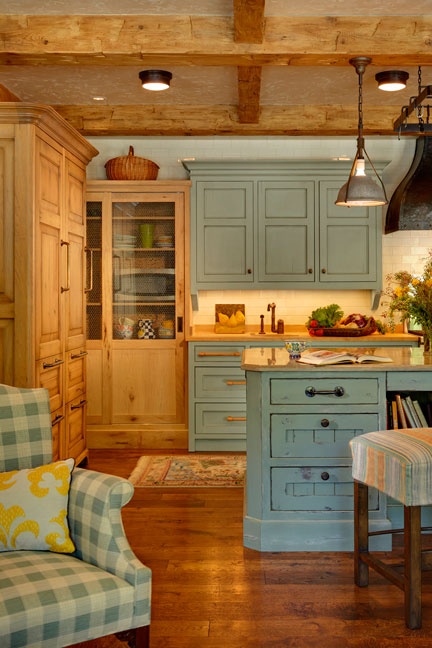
[314,329,324,336]
[309,319,319,328]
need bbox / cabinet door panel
[36,223,62,359]
[65,398,87,462]
[319,181,379,284]
[36,137,63,359]
[196,181,254,284]
[64,158,86,350]
[258,181,315,282]
[112,347,181,423]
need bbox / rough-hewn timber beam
[234,0,265,44]
[53,104,398,137]
[1,15,432,66]
[238,66,262,123]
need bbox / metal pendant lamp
[335,57,388,207]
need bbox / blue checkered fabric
[0,385,151,647]
[0,384,52,471]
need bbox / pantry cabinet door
[111,344,183,424]
[35,135,63,360]
[64,155,87,351]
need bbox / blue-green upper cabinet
[319,181,379,285]
[183,160,386,296]
[195,180,254,285]
[258,181,315,283]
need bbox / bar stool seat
[350,427,432,629]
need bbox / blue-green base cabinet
[243,369,391,551]
[242,361,432,552]
[188,337,419,452]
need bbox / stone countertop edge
[241,346,432,371]
[187,325,420,344]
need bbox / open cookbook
[296,349,393,366]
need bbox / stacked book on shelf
[388,394,431,429]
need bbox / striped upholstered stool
[350,428,432,629]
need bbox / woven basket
[105,146,159,181]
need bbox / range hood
[385,136,432,233]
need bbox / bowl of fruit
[306,304,383,337]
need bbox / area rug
[128,453,246,487]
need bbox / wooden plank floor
[76,449,432,648]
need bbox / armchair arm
[68,468,151,594]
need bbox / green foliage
[306,304,343,328]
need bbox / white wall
[87,135,432,328]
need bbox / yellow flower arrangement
[381,251,432,348]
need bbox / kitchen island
[241,346,432,552]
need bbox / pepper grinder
[259,314,266,334]
[277,319,285,334]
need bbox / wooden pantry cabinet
[0,104,98,464]
[85,181,190,449]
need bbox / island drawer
[193,345,245,363]
[194,367,246,399]
[271,466,379,512]
[270,413,379,458]
[269,377,380,405]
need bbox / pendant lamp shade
[336,57,388,208]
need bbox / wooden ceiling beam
[1,15,432,66]
[234,0,265,44]
[238,66,262,123]
[53,103,398,137]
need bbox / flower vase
[423,330,432,354]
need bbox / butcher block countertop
[187,324,420,345]
[241,346,432,372]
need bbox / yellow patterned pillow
[0,459,75,553]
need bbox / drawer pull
[51,414,65,426]
[226,416,247,422]
[43,358,64,369]
[70,350,88,359]
[198,352,241,357]
[321,418,330,427]
[321,472,330,481]
[226,380,246,386]
[305,386,345,398]
[71,399,87,411]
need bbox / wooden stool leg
[404,505,422,629]
[354,480,369,587]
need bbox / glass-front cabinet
[85,181,190,445]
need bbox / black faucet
[267,302,277,332]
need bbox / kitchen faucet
[267,302,277,332]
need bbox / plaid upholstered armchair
[0,384,151,648]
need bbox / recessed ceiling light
[92,96,106,102]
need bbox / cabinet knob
[321,268,326,274]
[247,268,252,274]
[308,268,313,274]
[320,418,330,427]
[321,472,330,481]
